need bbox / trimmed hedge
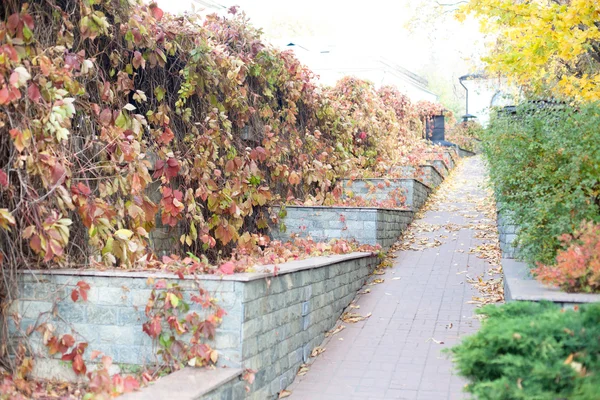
[484,103,600,266]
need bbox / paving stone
[287,156,494,400]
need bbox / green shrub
[449,301,600,399]
[484,103,600,266]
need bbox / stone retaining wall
[340,178,431,210]
[391,165,444,189]
[12,252,378,399]
[496,203,520,259]
[271,206,414,250]
[430,160,449,177]
[419,165,444,188]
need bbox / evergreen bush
[450,301,600,399]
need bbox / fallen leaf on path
[360,288,371,294]
[279,390,292,398]
[427,337,445,344]
[310,346,326,357]
[392,277,401,280]
[297,364,310,376]
[325,325,346,337]
[341,312,371,323]
[370,279,384,285]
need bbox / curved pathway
[287,155,503,400]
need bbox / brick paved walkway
[287,156,499,400]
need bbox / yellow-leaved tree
[458,0,600,101]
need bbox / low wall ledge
[278,205,414,212]
[20,251,376,283]
[503,258,600,304]
[120,367,243,400]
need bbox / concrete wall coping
[339,177,433,191]
[277,205,415,213]
[503,258,600,304]
[120,367,242,400]
[21,252,376,283]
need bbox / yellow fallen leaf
[325,325,346,337]
[310,346,325,357]
[279,390,292,398]
[564,353,574,365]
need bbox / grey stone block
[97,325,137,345]
[87,305,119,325]
[56,302,86,322]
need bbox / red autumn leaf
[72,353,86,375]
[99,108,113,126]
[218,261,235,275]
[60,334,75,349]
[150,3,164,20]
[132,51,145,70]
[6,14,19,34]
[197,320,217,340]
[47,336,62,355]
[72,182,91,197]
[215,307,227,319]
[51,162,66,185]
[27,84,41,103]
[21,13,34,30]
[0,170,8,188]
[0,87,9,105]
[142,316,162,338]
[2,44,19,62]
[77,281,90,301]
[71,289,79,302]
[123,376,140,393]
[158,127,174,144]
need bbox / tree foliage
[458,0,600,101]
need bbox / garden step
[120,367,244,400]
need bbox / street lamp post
[458,74,483,122]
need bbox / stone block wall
[13,253,378,399]
[271,206,414,251]
[340,178,431,210]
[240,254,377,399]
[430,160,449,178]
[444,148,458,169]
[11,272,244,377]
[419,165,443,189]
[392,165,444,189]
